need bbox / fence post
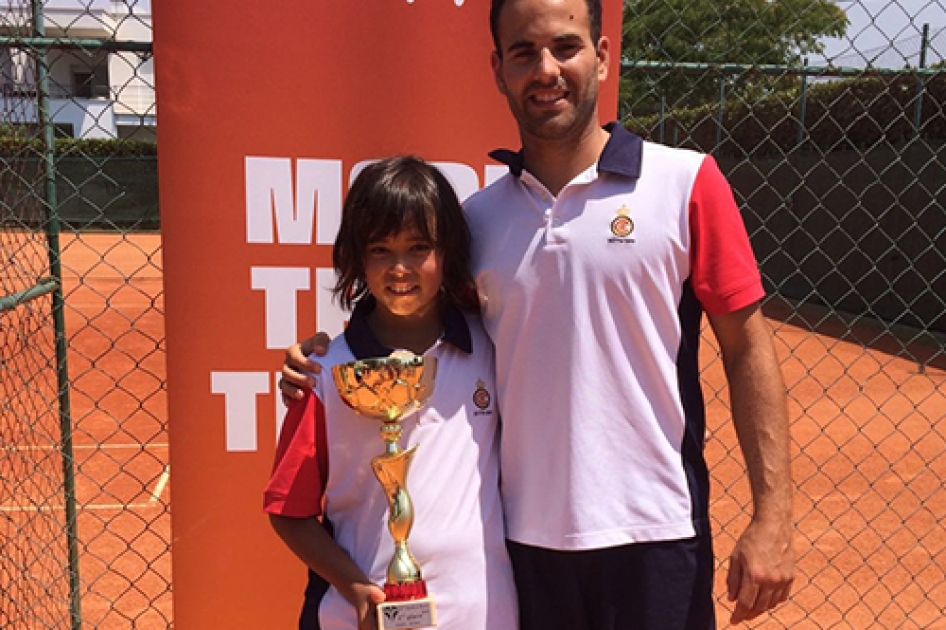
[914,23,929,135]
[659,95,665,144]
[716,75,725,151]
[30,1,83,628]
[797,58,808,149]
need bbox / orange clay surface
[3,232,943,629]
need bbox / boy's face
[490,0,609,144]
[365,227,444,323]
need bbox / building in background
[0,0,154,140]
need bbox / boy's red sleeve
[263,389,328,518]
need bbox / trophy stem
[372,443,426,601]
[380,421,403,456]
[387,540,423,587]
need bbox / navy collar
[488,121,643,180]
[343,295,473,360]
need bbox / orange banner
[154,1,621,627]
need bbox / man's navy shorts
[506,533,716,630]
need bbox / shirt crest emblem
[610,204,634,238]
[473,379,491,411]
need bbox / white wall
[0,1,154,137]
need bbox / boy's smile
[365,228,444,335]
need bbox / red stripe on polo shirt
[689,156,765,315]
[263,389,329,518]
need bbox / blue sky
[817,0,946,68]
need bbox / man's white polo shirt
[464,123,764,551]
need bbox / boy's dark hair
[489,0,602,55]
[332,155,479,312]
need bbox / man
[281,0,794,627]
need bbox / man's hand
[279,332,331,404]
[710,304,794,624]
[726,518,795,624]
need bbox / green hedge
[0,135,157,158]
[624,74,946,157]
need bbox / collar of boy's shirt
[344,295,473,360]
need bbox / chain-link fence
[619,0,945,626]
[1,1,165,629]
[1,0,944,628]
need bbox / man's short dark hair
[489,0,603,55]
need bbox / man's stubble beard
[510,75,601,145]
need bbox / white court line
[0,460,171,513]
[5,443,168,452]
[0,501,160,513]
[150,464,170,503]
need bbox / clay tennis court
[3,231,944,628]
[2,231,169,629]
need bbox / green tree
[621,0,847,115]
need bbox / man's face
[490,0,609,144]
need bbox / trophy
[332,351,439,630]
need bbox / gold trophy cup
[332,351,438,630]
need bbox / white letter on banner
[351,160,481,203]
[251,267,310,349]
[432,162,479,202]
[274,372,287,440]
[316,267,347,338]
[299,159,343,246]
[484,164,507,188]
[245,157,342,245]
[349,160,377,190]
[211,371,270,452]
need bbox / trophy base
[377,596,437,629]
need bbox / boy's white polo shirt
[264,297,517,629]
[464,123,764,551]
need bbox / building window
[73,70,94,98]
[71,63,109,99]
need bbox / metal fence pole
[716,76,725,151]
[914,23,929,135]
[658,95,666,144]
[797,58,808,149]
[30,1,83,627]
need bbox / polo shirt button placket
[547,195,566,242]
[548,219,566,244]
